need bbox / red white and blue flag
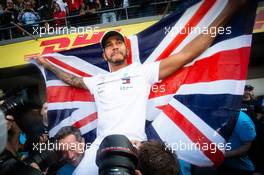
[39,0,257,166]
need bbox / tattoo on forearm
[48,64,85,89]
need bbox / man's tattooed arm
[37,57,87,89]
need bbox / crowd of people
[0,0,171,40]
[0,0,263,175]
[0,100,180,175]
[0,85,263,175]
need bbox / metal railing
[0,0,181,41]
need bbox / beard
[107,50,128,66]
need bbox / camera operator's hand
[4,8,11,14]
[5,115,14,130]
[30,162,41,170]
[39,133,48,143]
[135,170,142,175]
[30,162,48,175]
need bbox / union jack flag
[39,0,257,166]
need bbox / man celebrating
[37,1,245,174]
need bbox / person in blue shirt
[218,111,256,175]
[55,126,85,175]
[179,160,192,175]
[57,163,75,175]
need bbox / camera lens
[96,135,138,175]
[0,89,29,115]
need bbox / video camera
[0,88,34,115]
[0,63,66,174]
[0,88,63,173]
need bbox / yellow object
[0,21,156,68]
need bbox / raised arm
[37,56,87,89]
[159,0,246,80]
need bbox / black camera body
[0,64,64,174]
[96,135,139,175]
[0,89,32,115]
[0,90,63,173]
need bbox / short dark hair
[138,141,180,175]
[55,126,82,142]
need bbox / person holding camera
[37,1,245,174]
[0,112,44,175]
[0,97,63,175]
